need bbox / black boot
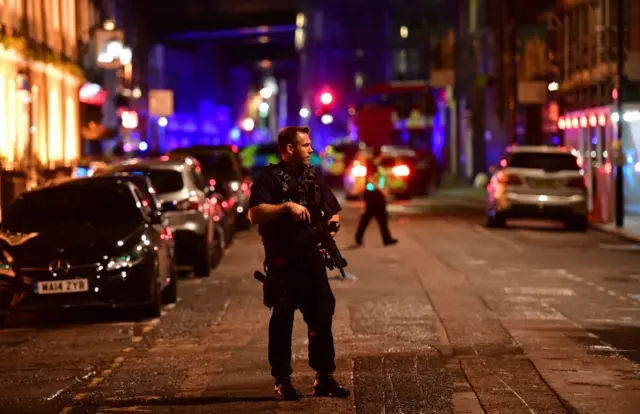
[274,378,302,401]
[313,373,351,398]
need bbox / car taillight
[392,164,410,177]
[499,173,522,185]
[350,165,367,177]
[160,227,173,241]
[567,177,586,188]
[176,197,200,211]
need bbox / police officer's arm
[248,202,291,225]
[248,174,309,224]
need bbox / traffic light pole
[615,0,625,228]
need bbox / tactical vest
[267,164,321,207]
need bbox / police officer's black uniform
[249,161,350,400]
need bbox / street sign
[149,89,174,117]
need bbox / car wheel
[140,281,162,318]
[162,271,178,304]
[194,237,212,278]
[564,216,587,232]
[0,315,6,329]
[209,229,224,269]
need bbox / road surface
[1,194,639,413]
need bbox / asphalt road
[1,193,640,413]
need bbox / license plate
[36,279,89,294]
[529,179,557,188]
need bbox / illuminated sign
[79,82,108,106]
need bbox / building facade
[296,0,435,147]
[550,0,640,225]
[451,0,554,180]
[0,0,100,170]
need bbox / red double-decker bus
[351,81,443,154]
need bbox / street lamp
[259,87,273,100]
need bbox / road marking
[608,290,617,297]
[504,287,575,296]
[60,297,180,407]
[88,377,103,388]
[47,370,95,401]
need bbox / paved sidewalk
[592,216,640,243]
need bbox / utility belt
[254,250,322,309]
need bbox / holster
[254,268,285,309]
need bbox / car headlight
[229,181,240,191]
[105,245,145,271]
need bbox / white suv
[486,146,588,231]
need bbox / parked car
[99,158,225,276]
[0,179,177,327]
[486,145,588,231]
[343,145,427,200]
[168,146,250,231]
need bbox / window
[116,168,185,194]
[507,152,580,171]
[4,186,143,232]
[189,168,206,191]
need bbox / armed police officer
[248,126,350,401]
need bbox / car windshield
[193,153,239,180]
[3,185,143,232]
[114,168,184,194]
[508,152,580,171]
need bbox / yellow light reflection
[8,78,16,165]
[48,89,62,163]
[65,96,77,161]
[0,74,6,166]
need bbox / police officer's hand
[286,201,310,222]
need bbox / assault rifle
[296,173,348,279]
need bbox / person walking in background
[354,147,397,247]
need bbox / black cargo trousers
[267,254,337,381]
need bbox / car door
[133,187,171,288]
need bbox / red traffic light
[320,92,333,105]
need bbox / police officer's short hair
[278,126,310,152]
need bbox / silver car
[486,146,588,231]
[100,158,225,276]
